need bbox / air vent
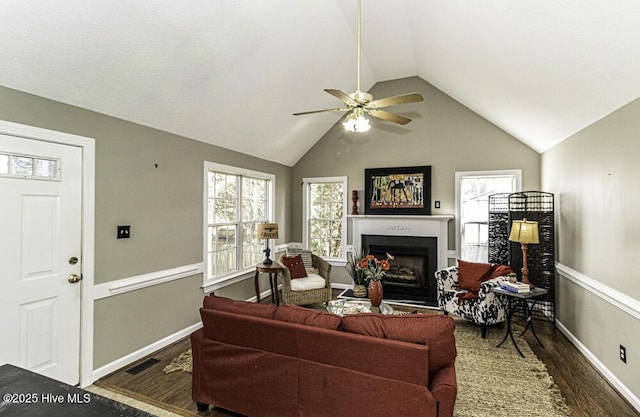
[125,358,160,375]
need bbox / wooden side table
[492,286,548,357]
[254,263,283,305]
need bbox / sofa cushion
[202,295,277,319]
[281,254,308,279]
[340,313,386,338]
[290,274,325,291]
[457,259,493,291]
[275,305,342,330]
[341,313,456,375]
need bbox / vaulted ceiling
[1,1,639,166]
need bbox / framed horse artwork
[364,166,431,215]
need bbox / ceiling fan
[293,0,424,132]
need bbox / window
[0,152,60,180]
[455,170,521,262]
[302,177,348,261]
[204,162,274,286]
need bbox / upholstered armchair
[435,265,508,338]
[278,253,332,306]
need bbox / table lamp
[508,218,539,286]
[257,223,278,265]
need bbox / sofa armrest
[477,275,507,302]
[435,266,459,293]
[429,364,457,417]
[190,328,205,403]
[311,254,332,286]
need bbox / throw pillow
[286,248,313,268]
[281,254,307,279]
[457,259,493,292]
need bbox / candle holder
[351,190,359,215]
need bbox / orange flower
[366,254,376,261]
[380,260,390,270]
[359,258,369,269]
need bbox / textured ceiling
[1,0,639,166]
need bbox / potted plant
[346,249,368,297]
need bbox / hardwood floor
[95,292,638,417]
[514,318,638,417]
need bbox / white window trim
[302,176,348,261]
[203,161,275,291]
[454,169,522,260]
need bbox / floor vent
[125,358,160,375]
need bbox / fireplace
[349,214,453,306]
[362,235,437,303]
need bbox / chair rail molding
[556,262,640,320]
[94,263,205,300]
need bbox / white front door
[0,133,83,385]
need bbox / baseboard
[556,320,640,412]
[88,322,202,387]
[88,289,281,386]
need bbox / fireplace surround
[349,215,453,305]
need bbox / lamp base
[262,246,273,265]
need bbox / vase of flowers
[346,249,368,297]
[359,253,394,307]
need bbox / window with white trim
[205,162,274,285]
[455,170,521,262]
[302,177,348,260]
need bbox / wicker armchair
[278,253,332,306]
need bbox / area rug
[162,318,570,417]
[452,320,570,417]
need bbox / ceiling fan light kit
[343,111,371,133]
[293,0,424,133]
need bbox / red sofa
[191,295,457,417]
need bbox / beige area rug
[453,320,570,417]
[162,319,570,417]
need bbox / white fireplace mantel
[348,215,454,270]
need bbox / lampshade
[508,218,539,244]
[257,223,278,240]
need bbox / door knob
[68,274,82,284]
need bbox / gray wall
[0,85,292,368]
[291,76,541,285]
[542,97,640,400]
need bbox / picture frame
[364,165,431,215]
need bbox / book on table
[500,281,531,293]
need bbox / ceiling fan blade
[369,109,412,125]
[369,92,424,109]
[324,89,360,106]
[293,107,349,116]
